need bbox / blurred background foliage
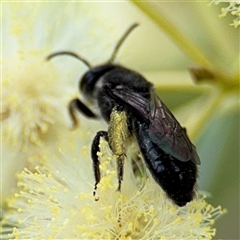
[2,1,239,239]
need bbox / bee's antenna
[46,51,92,69]
[108,23,139,63]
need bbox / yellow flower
[2,55,71,150]
[1,127,225,239]
[211,0,240,28]
[2,2,106,151]
[1,1,118,201]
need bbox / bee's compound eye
[80,64,116,98]
[80,70,97,97]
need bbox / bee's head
[79,64,116,98]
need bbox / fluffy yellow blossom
[1,130,225,239]
[211,1,240,28]
[2,54,71,150]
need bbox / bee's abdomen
[133,119,197,206]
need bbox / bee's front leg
[69,98,97,128]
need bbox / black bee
[47,23,200,207]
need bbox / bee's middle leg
[91,130,108,197]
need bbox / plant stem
[131,2,211,68]
[131,2,234,87]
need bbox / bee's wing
[148,91,200,164]
[112,86,200,165]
